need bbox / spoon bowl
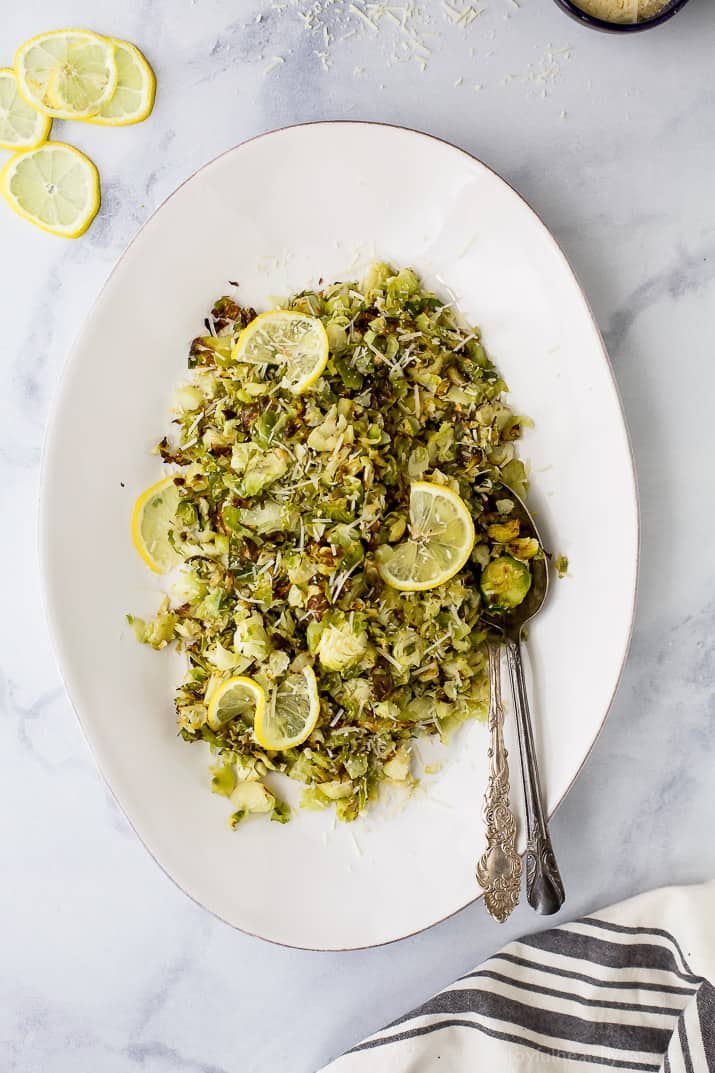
[480,485,550,640]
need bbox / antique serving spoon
[478,484,566,917]
[476,641,522,922]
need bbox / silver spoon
[476,641,522,922]
[479,484,566,916]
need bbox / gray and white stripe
[323,901,714,1073]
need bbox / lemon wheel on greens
[232,311,329,395]
[377,481,476,592]
[207,677,266,732]
[131,476,182,574]
[255,667,320,750]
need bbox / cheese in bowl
[574,0,668,20]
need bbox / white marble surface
[1,1,714,1070]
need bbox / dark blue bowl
[551,0,691,33]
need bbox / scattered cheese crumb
[314,48,333,69]
[256,0,575,109]
[265,0,492,75]
[264,56,285,74]
[349,2,379,30]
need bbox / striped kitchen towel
[322,881,715,1072]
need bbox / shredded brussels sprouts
[134,264,542,825]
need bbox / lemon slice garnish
[88,39,155,126]
[377,481,476,592]
[255,666,320,750]
[0,68,51,150]
[232,311,329,395]
[207,676,266,732]
[0,142,100,238]
[14,28,117,119]
[131,476,182,574]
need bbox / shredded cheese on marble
[259,0,576,102]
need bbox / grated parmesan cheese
[267,0,494,73]
[574,0,668,22]
[257,0,575,104]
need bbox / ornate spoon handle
[476,642,522,923]
[504,636,565,916]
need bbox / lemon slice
[15,29,117,119]
[88,39,155,126]
[232,311,329,394]
[131,476,182,574]
[207,676,266,731]
[377,481,476,592]
[0,68,51,150]
[0,142,100,238]
[255,666,320,750]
